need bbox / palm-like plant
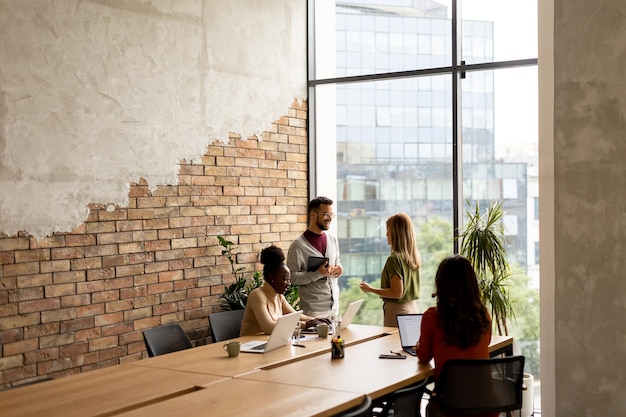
[458,200,514,335]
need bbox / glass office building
[332,1,533,303]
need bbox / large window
[308,0,539,387]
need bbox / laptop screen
[396,313,423,347]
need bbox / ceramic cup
[223,341,241,357]
[316,323,329,338]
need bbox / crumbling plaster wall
[0,0,307,239]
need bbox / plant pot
[521,373,534,417]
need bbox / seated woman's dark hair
[260,245,286,281]
[435,254,491,349]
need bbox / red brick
[94,312,124,327]
[50,247,84,260]
[77,304,104,317]
[99,346,126,361]
[0,238,29,251]
[153,303,177,316]
[101,322,133,337]
[45,283,76,298]
[1,364,37,384]
[37,357,73,374]
[84,244,118,257]
[4,262,39,277]
[124,307,151,321]
[147,282,173,295]
[134,273,159,286]
[19,298,60,314]
[24,347,59,364]
[116,220,143,232]
[23,323,59,339]
[105,299,133,313]
[98,232,133,245]
[118,242,145,254]
[65,235,97,247]
[0,328,23,344]
[76,281,105,294]
[41,308,76,323]
[71,257,102,270]
[119,286,146,299]
[74,327,101,342]
[104,277,133,290]
[30,236,65,249]
[0,312,40,329]
[8,287,43,302]
[16,273,53,288]
[72,351,100,367]
[133,317,161,330]
[92,290,119,303]
[60,317,94,333]
[14,249,50,263]
[59,342,89,358]
[52,270,86,284]
[39,333,74,348]
[61,294,91,307]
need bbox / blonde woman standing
[359,213,421,327]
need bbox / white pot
[521,373,534,417]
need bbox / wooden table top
[1,325,512,417]
[113,378,366,417]
[129,324,396,377]
[238,332,513,400]
[0,364,227,417]
[240,332,433,400]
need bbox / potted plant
[457,200,514,335]
[218,236,262,311]
[217,236,299,311]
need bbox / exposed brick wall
[0,100,309,388]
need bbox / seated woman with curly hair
[240,245,328,336]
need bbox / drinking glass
[292,323,301,345]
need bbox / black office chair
[427,355,525,417]
[208,309,245,342]
[371,377,430,417]
[335,395,373,417]
[142,324,193,357]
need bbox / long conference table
[0,324,513,417]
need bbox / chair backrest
[377,377,430,417]
[208,309,245,342]
[435,355,525,415]
[337,395,373,417]
[142,324,193,357]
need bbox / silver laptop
[338,298,364,331]
[396,313,423,356]
[240,311,301,354]
[302,298,364,334]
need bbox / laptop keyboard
[251,343,266,351]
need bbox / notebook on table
[240,311,301,354]
[396,313,423,356]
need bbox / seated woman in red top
[416,254,495,417]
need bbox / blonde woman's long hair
[387,213,421,270]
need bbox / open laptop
[337,298,364,331]
[240,311,301,354]
[302,298,364,334]
[396,313,423,356]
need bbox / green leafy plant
[217,236,299,311]
[218,236,262,311]
[457,200,514,335]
